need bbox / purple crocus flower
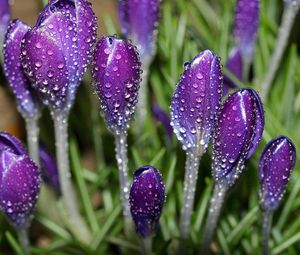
[21,0,97,112]
[152,103,173,138]
[0,132,41,228]
[118,0,161,62]
[259,136,296,210]
[0,0,10,50]
[212,88,264,186]
[39,143,60,194]
[91,35,141,133]
[3,19,39,119]
[129,165,165,238]
[170,49,223,153]
[223,0,260,93]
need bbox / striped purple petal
[129,165,165,238]
[91,35,141,133]
[170,50,223,153]
[118,0,161,61]
[259,136,296,210]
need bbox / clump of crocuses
[170,49,222,240]
[91,35,141,231]
[0,132,41,255]
[259,136,296,255]
[118,0,161,123]
[21,0,97,242]
[223,0,260,93]
[130,165,165,253]
[201,88,264,254]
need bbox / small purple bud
[91,35,141,133]
[129,165,165,238]
[152,103,173,138]
[0,0,10,48]
[233,0,260,60]
[212,88,264,186]
[223,48,243,94]
[39,143,60,194]
[0,132,41,228]
[21,0,97,112]
[170,50,223,153]
[259,136,296,210]
[3,19,39,118]
[118,0,161,61]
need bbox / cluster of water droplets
[170,50,222,154]
[259,136,296,210]
[92,35,142,134]
[129,166,165,238]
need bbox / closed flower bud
[129,165,165,238]
[3,19,39,118]
[0,132,41,228]
[118,0,161,62]
[91,35,141,134]
[21,0,97,112]
[259,136,296,210]
[170,50,223,154]
[0,0,10,50]
[212,88,264,186]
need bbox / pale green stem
[261,0,300,100]
[137,66,149,129]
[114,131,131,233]
[17,227,30,255]
[179,151,201,239]
[262,210,273,255]
[201,183,228,255]
[53,112,91,243]
[25,116,40,168]
[141,237,152,255]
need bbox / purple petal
[152,103,173,138]
[0,132,27,156]
[39,144,60,194]
[21,28,69,110]
[3,19,39,118]
[259,136,296,210]
[91,36,141,133]
[223,47,243,95]
[129,165,165,238]
[233,0,260,59]
[0,155,41,228]
[0,0,10,45]
[118,0,161,60]
[170,50,223,153]
[212,88,264,186]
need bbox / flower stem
[53,112,91,243]
[114,131,131,233]
[179,151,201,239]
[262,210,273,255]
[25,115,40,168]
[137,65,149,129]
[201,183,228,255]
[140,237,152,255]
[17,227,30,255]
[261,0,300,100]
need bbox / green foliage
[1,0,300,254]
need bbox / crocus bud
[129,165,165,238]
[0,0,10,50]
[118,0,161,63]
[0,132,41,228]
[233,0,260,60]
[170,50,223,154]
[91,35,141,134]
[3,19,39,119]
[152,103,172,138]
[212,88,264,186]
[39,143,60,194]
[259,136,296,210]
[21,0,97,112]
